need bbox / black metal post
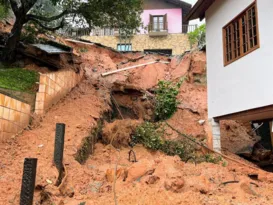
[20,158,38,205]
[54,123,66,172]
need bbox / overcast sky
[182,0,205,26]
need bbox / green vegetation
[188,24,206,48]
[132,122,196,161]
[79,48,88,53]
[203,154,222,164]
[20,24,41,44]
[75,119,103,164]
[155,78,184,121]
[1,0,143,62]
[132,122,223,163]
[0,68,39,92]
[0,1,9,20]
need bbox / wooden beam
[101,61,169,77]
[214,104,273,122]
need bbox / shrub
[131,122,164,150]
[79,48,88,53]
[132,122,196,161]
[132,122,223,164]
[155,79,184,121]
[188,24,206,48]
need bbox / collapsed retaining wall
[35,70,84,114]
[0,69,84,142]
[0,93,31,142]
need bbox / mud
[0,36,273,205]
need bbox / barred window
[223,2,259,66]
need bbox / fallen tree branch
[165,122,260,171]
[219,180,239,186]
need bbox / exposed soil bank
[0,37,272,205]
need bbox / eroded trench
[75,87,156,164]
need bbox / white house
[186,0,273,152]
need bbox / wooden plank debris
[101,60,170,77]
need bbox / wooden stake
[101,61,169,77]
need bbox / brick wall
[35,70,84,115]
[0,93,31,142]
[82,33,190,55]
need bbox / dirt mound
[102,119,142,148]
[221,120,261,153]
[112,91,154,120]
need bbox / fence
[58,24,198,38]
[182,24,198,34]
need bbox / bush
[188,24,206,48]
[131,122,164,150]
[132,122,223,163]
[132,122,196,161]
[155,79,184,121]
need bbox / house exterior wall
[206,0,273,119]
[141,9,182,34]
[81,34,190,55]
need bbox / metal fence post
[54,123,66,172]
[20,158,38,205]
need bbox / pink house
[142,0,192,35]
[141,8,182,34]
[86,0,194,55]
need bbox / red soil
[0,40,272,205]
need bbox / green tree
[0,0,9,20]
[188,24,206,48]
[1,0,143,62]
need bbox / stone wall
[35,70,84,115]
[82,33,190,55]
[0,93,31,142]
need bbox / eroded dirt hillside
[0,39,272,205]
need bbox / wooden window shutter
[164,14,168,30]
[150,14,153,30]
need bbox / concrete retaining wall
[35,70,84,114]
[0,93,31,142]
[0,69,84,142]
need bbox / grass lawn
[0,68,39,93]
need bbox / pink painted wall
[140,9,182,34]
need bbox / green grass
[0,68,39,92]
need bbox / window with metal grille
[117,44,132,51]
[223,2,259,66]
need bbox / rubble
[1,31,273,205]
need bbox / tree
[1,0,143,62]
[0,0,9,20]
[188,24,206,49]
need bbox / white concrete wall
[206,0,273,118]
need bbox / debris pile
[0,35,273,205]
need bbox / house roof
[185,0,215,21]
[165,0,193,23]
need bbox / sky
[182,0,205,26]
